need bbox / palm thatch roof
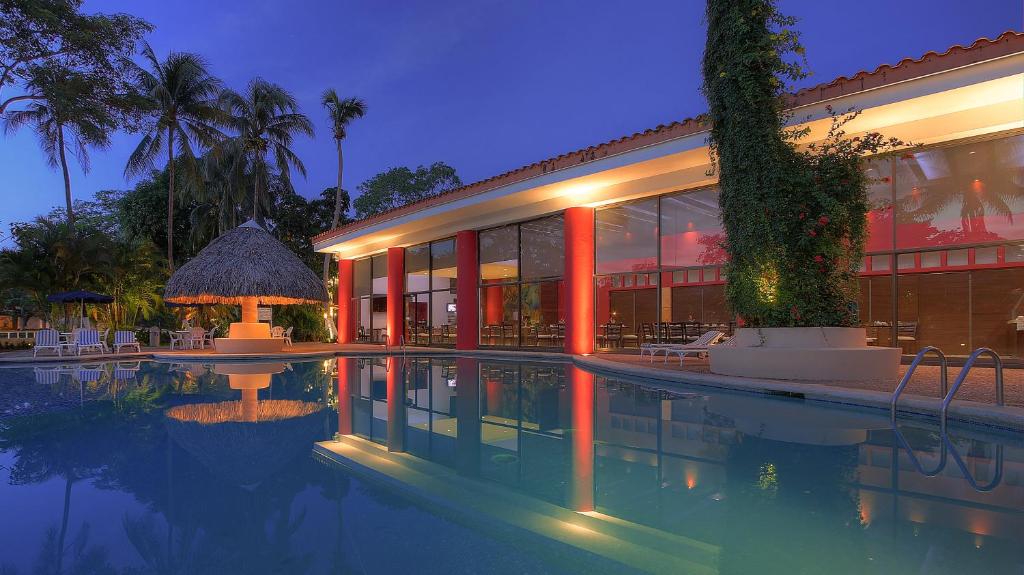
[164,220,328,305]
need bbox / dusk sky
[1,0,1020,234]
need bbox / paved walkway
[3,343,1021,408]
[600,353,1023,407]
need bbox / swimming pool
[0,356,1021,574]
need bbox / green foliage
[96,166,198,263]
[126,42,223,269]
[702,0,902,327]
[274,187,340,271]
[352,162,462,219]
[273,303,329,342]
[215,78,315,224]
[0,0,151,116]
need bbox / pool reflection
[334,356,1024,573]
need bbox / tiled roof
[314,30,1024,246]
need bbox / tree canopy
[352,162,462,219]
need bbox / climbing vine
[701,0,904,327]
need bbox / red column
[336,357,354,435]
[568,365,595,512]
[386,247,404,346]
[386,356,405,452]
[564,207,595,354]
[337,258,354,344]
[456,230,479,350]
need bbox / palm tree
[3,72,116,227]
[125,42,222,271]
[320,90,366,285]
[217,78,314,224]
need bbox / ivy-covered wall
[701,0,902,327]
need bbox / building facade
[316,32,1024,357]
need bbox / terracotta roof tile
[314,30,1024,246]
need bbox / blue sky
[1,0,1020,234]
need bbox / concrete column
[564,207,595,354]
[456,230,479,350]
[386,247,405,346]
[240,297,258,324]
[568,365,595,512]
[337,258,354,344]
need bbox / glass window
[520,281,564,347]
[405,243,430,292]
[864,158,894,253]
[354,258,372,297]
[372,254,388,294]
[596,197,658,274]
[480,225,518,281]
[431,238,457,290]
[894,135,1024,250]
[521,215,564,279]
[971,267,1024,356]
[480,284,519,346]
[660,188,725,269]
[430,288,457,345]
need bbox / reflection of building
[329,357,1024,572]
[319,33,1024,357]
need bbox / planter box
[709,327,900,382]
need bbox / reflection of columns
[240,297,258,323]
[386,357,405,452]
[568,365,595,512]
[456,230,479,350]
[455,357,481,477]
[337,259,354,343]
[240,388,259,422]
[386,247,405,346]
[337,357,355,435]
[564,207,595,354]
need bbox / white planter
[710,327,900,382]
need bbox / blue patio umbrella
[46,290,114,325]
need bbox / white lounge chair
[113,330,141,354]
[74,329,105,356]
[99,328,111,353]
[642,330,725,363]
[33,329,63,357]
[282,326,293,346]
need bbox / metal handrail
[891,346,947,420]
[940,347,1003,435]
[943,435,1004,492]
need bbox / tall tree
[319,89,365,287]
[702,0,901,326]
[352,162,462,219]
[0,0,150,116]
[217,78,314,223]
[125,42,222,271]
[4,69,117,226]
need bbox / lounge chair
[113,330,141,354]
[642,330,725,364]
[33,329,63,357]
[74,329,105,356]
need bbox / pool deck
[3,342,1023,431]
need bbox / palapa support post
[241,297,258,324]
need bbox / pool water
[0,357,1021,574]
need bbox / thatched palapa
[164,220,328,305]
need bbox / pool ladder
[891,346,1005,434]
